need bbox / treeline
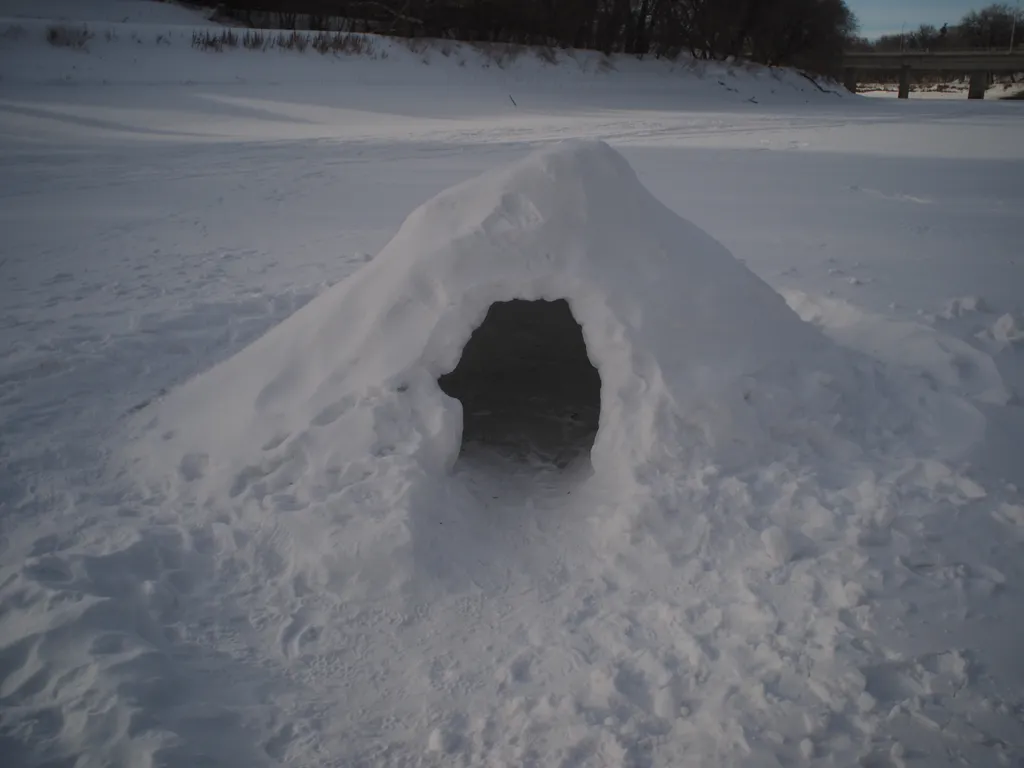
[850,3,1020,52]
[204,0,858,75]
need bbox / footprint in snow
[279,612,321,660]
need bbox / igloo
[132,140,835,499]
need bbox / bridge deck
[843,51,1024,72]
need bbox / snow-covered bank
[0,15,844,115]
[0,0,849,112]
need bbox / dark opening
[438,299,601,467]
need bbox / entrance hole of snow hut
[438,299,601,468]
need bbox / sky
[848,0,1010,38]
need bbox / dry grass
[535,45,559,65]
[402,37,431,56]
[191,29,238,51]
[482,42,527,69]
[399,38,564,68]
[310,31,374,56]
[187,30,554,68]
[275,31,308,52]
[192,27,375,57]
[242,30,269,50]
[46,24,93,49]
[37,20,567,68]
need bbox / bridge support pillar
[843,67,857,93]
[898,65,911,99]
[968,70,987,99]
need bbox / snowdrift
[130,139,895,503]
[0,11,844,104]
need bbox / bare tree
[205,0,860,74]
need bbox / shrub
[535,45,558,65]
[471,41,527,69]
[188,26,374,56]
[402,37,430,55]
[275,31,309,52]
[310,31,374,56]
[243,30,268,50]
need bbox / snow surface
[2,3,1024,767]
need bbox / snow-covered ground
[2,3,1024,767]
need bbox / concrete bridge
[842,51,1024,99]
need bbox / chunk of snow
[857,692,877,712]
[994,503,1024,527]
[989,313,1023,344]
[652,685,679,719]
[761,526,793,566]
[942,295,989,319]
[954,475,987,501]
[426,728,451,753]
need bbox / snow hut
[134,141,830,498]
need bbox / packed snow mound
[128,140,965,501]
